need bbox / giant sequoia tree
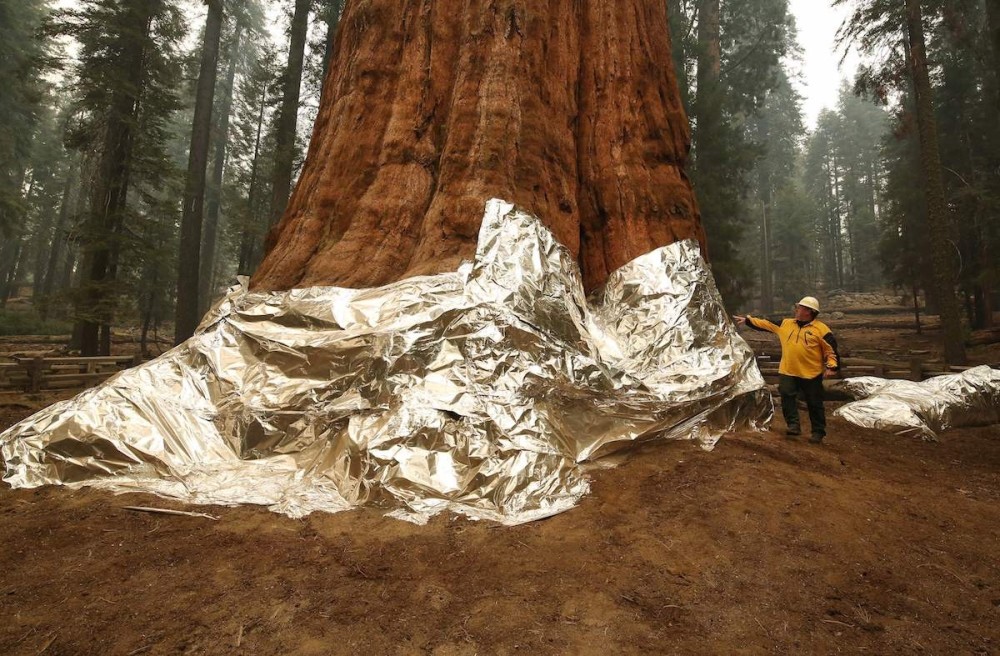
[252,1,705,294]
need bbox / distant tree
[175,0,225,344]
[833,85,888,290]
[318,0,344,100]
[59,0,186,355]
[837,0,967,364]
[745,70,807,310]
[988,0,1000,109]
[769,181,820,302]
[199,8,252,316]
[267,0,311,229]
[880,109,932,331]
[230,44,281,276]
[0,0,49,239]
[682,0,797,307]
[934,0,998,328]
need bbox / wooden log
[28,357,47,393]
[967,328,1000,347]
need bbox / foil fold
[2,199,771,524]
[833,366,1000,440]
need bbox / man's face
[794,304,814,322]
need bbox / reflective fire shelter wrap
[2,200,771,525]
[833,366,1000,440]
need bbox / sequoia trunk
[252,1,704,294]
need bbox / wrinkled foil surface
[833,365,1000,440]
[2,200,771,524]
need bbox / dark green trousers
[778,374,826,437]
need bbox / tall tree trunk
[237,84,269,275]
[319,0,344,101]
[30,210,56,300]
[75,4,156,356]
[39,160,79,320]
[829,155,846,288]
[199,24,242,315]
[253,1,705,294]
[760,199,773,312]
[821,157,839,286]
[694,0,721,143]
[988,0,1000,112]
[692,0,721,253]
[267,0,311,227]
[984,0,1000,327]
[0,239,22,307]
[904,0,967,364]
[757,136,774,312]
[175,0,224,344]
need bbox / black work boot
[809,433,824,444]
[785,426,801,438]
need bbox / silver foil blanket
[1,199,771,525]
[833,366,1000,440]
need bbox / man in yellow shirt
[734,296,840,443]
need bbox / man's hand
[733,315,747,326]
[823,368,837,379]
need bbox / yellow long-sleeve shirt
[746,316,839,379]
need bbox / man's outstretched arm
[734,315,780,334]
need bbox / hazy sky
[788,0,861,128]
[57,0,857,133]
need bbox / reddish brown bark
[252,0,704,293]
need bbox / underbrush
[0,308,73,336]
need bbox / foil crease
[2,199,771,525]
[833,366,1000,440]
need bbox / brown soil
[1,318,999,655]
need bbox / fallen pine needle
[821,619,856,629]
[37,632,58,654]
[124,506,219,521]
[918,562,968,586]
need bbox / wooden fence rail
[755,354,991,385]
[0,355,142,393]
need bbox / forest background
[1,0,998,363]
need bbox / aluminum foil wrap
[833,365,1000,440]
[2,199,771,525]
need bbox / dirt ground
[1,316,999,655]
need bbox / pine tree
[837,0,968,364]
[0,0,49,239]
[683,0,797,306]
[58,0,186,355]
[175,0,225,344]
[745,70,807,310]
[267,0,311,229]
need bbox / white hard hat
[797,296,820,313]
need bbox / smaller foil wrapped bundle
[2,200,771,525]
[833,366,1000,440]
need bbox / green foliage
[0,308,72,336]
[0,0,50,239]
[673,0,799,308]
[743,70,810,307]
[844,0,1000,327]
[51,0,187,350]
[769,181,820,301]
[801,86,889,292]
